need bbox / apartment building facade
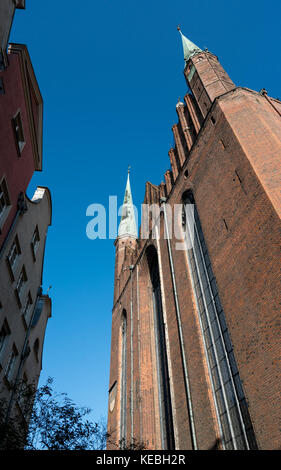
[0,1,52,427]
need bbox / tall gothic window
[120,310,127,446]
[147,245,175,450]
[182,192,257,450]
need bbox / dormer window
[12,110,25,155]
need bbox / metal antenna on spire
[128,165,131,174]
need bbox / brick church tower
[107,29,281,450]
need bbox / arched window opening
[182,191,257,450]
[120,310,127,447]
[147,245,175,450]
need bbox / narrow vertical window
[120,310,127,447]
[183,192,257,450]
[5,344,18,385]
[0,77,5,95]
[22,291,33,327]
[33,338,40,362]
[18,372,29,413]
[0,177,11,230]
[108,381,117,413]
[147,245,175,450]
[31,226,40,260]
[0,319,10,361]
[7,235,21,280]
[15,266,27,307]
[12,110,25,155]
[8,236,21,268]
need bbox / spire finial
[177,25,181,32]
[128,165,131,174]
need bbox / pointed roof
[177,26,202,62]
[118,169,138,239]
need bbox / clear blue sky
[10,0,281,424]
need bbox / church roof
[178,27,202,62]
[118,170,138,239]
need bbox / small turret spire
[177,26,202,63]
[118,169,138,239]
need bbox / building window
[12,110,25,155]
[33,339,40,362]
[182,192,257,450]
[15,266,27,307]
[7,235,21,280]
[120,311,127,448]
[18,372,29,414]
[8,236,21,268]
[0,177,11,231]
[5,344,18,385]
[15,1,26,8]
[0,77,5,95]
[0,49,5,71]
[147,245,175,450]
[31,226,40,260]
[108,381,117,413]
[0,319,11,366]
[22,291,33,327]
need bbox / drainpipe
[129,265,134,443]
[160,197,197,450]
[123,264,134,444]
[136,265,142,443]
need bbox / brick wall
[108,83,281,450]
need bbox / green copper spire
[177,26,202,62]
[118,168,138,238]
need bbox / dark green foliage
[0,377,108,450]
